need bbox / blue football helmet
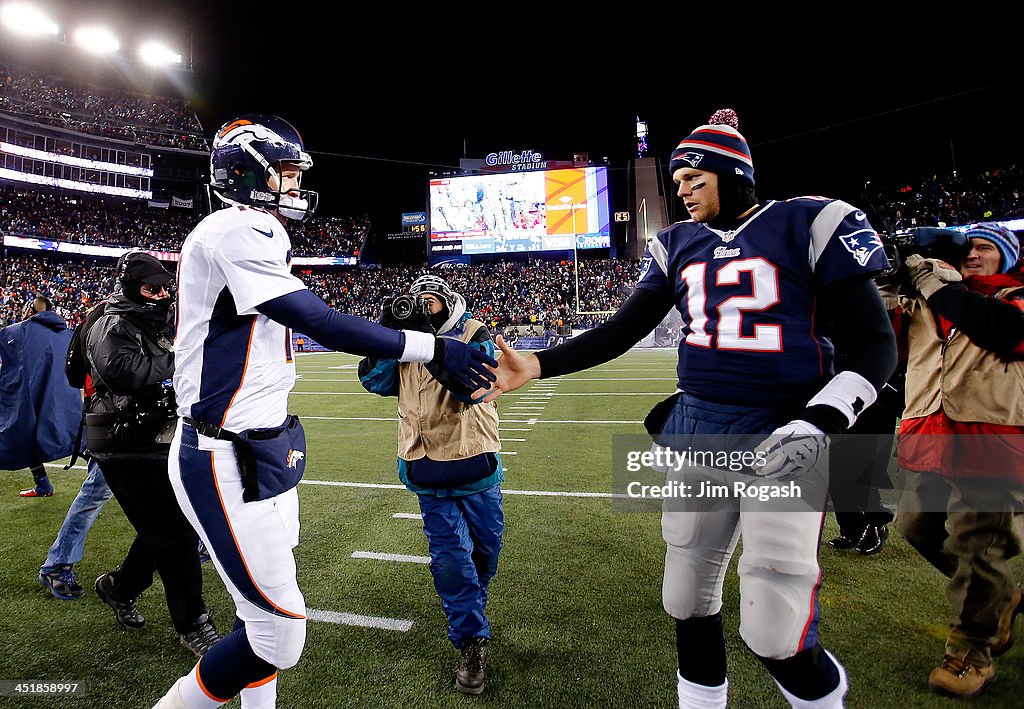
[209,114,318,221]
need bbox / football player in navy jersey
[489,109,897,708]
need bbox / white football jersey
[173,205,305,432]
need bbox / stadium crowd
[1,254,640,332]
[1,164,1020,262]
[871,163,1024,230]
[0,188,366,256]
[302,258,640,331]
[0,61,207,151]
[290,215,367,257]
[1,188,195,251]
[0,255,113,327]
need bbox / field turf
[2,349,1022,707]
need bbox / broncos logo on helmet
[209,114,318,221]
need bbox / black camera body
[878,227,971,281]
[380,294,434,333]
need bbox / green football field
[2,349,1022,708]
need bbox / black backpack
[65,301,106,389]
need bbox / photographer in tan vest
[890,223,1024,697]
[359,274,503,696]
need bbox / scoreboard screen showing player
[428,166,611,255]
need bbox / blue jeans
[418,484,504,648]
[40,459,112,573]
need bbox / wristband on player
[399,330,435,363]
[803,370,877,431]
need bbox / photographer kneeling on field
[889,223,1024,697]
[359,274,503,696]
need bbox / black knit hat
[117,251,173,286]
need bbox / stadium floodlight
[0,3,59,37]
[139,40,182,67]
[73,26,119,55]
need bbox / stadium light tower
[0,2,58,37]
[139,40,182,67]
[73,25,119,55]
[636,116,649,158]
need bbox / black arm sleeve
[535,287,674,378]
[803,277,898,434]
[820,276,898,388]
[257,289,408,360]
[927,284,1024,355]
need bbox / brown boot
[992,584,1024,657]
[455,637,488,695]
[928,653,995,697]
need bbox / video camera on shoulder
[380,294,434,333]
[878,227,971,281]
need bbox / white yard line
[301,416,399,422]
[302,480,407,490]
[499,428,532,431]
[501,438,527,442]
[499,419,643,424]
[306,608,413,632]
[301,479,617,498]
[289,391,668,397]
[537,419,643,424]
[554,377,676,381]
[300,416,640,424]
[582,368,677,372]
[291,380,365,384]
[351,551,430,564]
[504,489,622,498]
[392,513,423,520]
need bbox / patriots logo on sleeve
[839,230,884,267]
[638,256,653,282]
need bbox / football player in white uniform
[153,115,496,709]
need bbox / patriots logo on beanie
[677,152,704,168]
[670,108,754,186]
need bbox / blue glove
[431,338,498,392]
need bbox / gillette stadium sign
[484,149,547,172]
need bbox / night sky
[15,3,1024,233]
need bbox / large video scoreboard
[429,166,610,257]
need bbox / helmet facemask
[267,161,318,221]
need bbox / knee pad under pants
[737,509,825,659]
[244,612,306,669]
[662,491,741,619]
